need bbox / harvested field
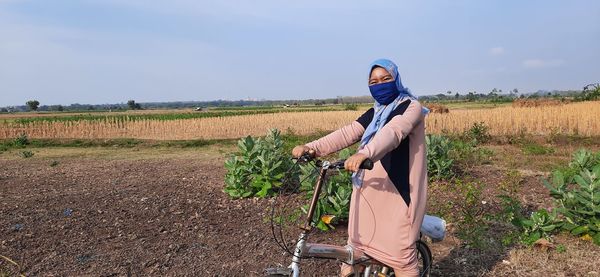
[1,144,599,276]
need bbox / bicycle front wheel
[359,240,432,277]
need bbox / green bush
[519,209,561,245]
[543,149,600,245]
[426,134,454,180]
[224,129,298,198]
[13,133,29,148]
[464,122,491,144]
[299,149,353,231]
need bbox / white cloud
[489,47,504,55]
[522,59,564,68]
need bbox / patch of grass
[344,103,358,111]
[153,139,233,148]
[521,142,555,155]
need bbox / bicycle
[265,154,442,277]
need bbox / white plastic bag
[420,214,446,242]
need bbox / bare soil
[1,145,599,276]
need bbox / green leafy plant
[449,138,493,169]
[464,122,491,145]
[13,133,29,148]
[543,149,600,245]
[300,149,353,231]
[426,134,454,180]
[224,129,298,198]
[520,209,561,245]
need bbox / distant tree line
[1,85,597,113]
[419,88,587,103]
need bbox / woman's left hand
[344,153,368,172]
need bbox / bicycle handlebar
[296,153,374,170]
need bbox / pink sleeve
[305,121,365,157]
[357,100,424,162]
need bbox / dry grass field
[1,101,599,140]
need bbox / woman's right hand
[292,145,314,158]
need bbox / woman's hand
[344,153,369,172]
[292,145,314,158]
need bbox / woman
[292,59,428,277]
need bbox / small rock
[13,223,24,232]
[63,208,73,217]
[502,260,511,265]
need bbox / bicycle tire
[349,240,432,277]
[415,240,432,277]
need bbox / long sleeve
[357,100,424,162]
[305,121,365,157]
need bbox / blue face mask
[369,81,400,105]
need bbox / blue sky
[1,0,599,106]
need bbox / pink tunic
[305,99,427,275]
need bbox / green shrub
[224,129,298,198]
[426,134,454,180]
[299,149,353,231]
[519,209,561,245]
[464,122,491,144]
[449,138,493,168]
[543,149,600,245]
[13,133,29,148]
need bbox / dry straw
[1,101,599,140]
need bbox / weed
[464,122,491,144]
[13,133,29,148]
[20,150,34,158]
[50,160,59,167]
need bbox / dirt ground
[1,144,599,276]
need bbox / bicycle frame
[278,160,386,277]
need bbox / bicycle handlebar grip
[360,159,374,170]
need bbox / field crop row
[1,101,598,140]
[0,107,340,125]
